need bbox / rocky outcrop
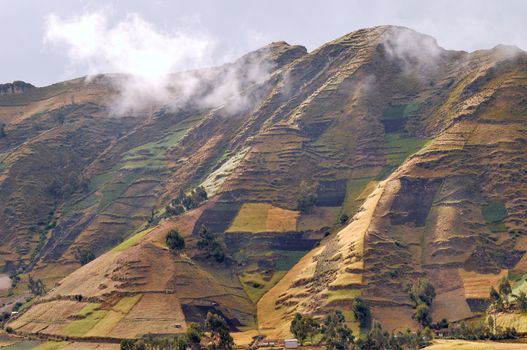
[0,81,34,95]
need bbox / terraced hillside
[2,25,527,344]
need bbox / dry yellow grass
[297,206,341,231]
[84,310,123,337]
[458,269,508,299]
[9,300,86,333]
[493,312,527,333]
[228,203,270,232]
[257,182,387,338]
[370,306,416,332]
[228,203,298,233]
[231,329,260,346]
[108,293,186,338]
[424,339,527,349]
[266,206,299,232]
[329,182,386,289]
[432,287,473,322]
[61,342,120,350]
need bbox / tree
[365,321,389,349]
[290,313,320,345]
[352,297,371,329]
[0,124,5,138]
[193,186,208,201]
[197,225,225,263]
[321,310,354,350]
[297,194,317,213]
[499,277,512,306]
[339,214,349,225]
[28,275,45,296]
[186,322,203,350]
[489,286,504,312]
[414,304,432,327]
[120,339,135,350]
[75,248,95,265]
[410,278,436,307]
[205,312,233,350]
[165,204,185,217]
[166,229,185,253]
[512,291,527,312]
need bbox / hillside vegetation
[0,26,527,347]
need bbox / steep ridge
[2,25,527,342]
[259,41,527,335]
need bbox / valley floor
[423,339,527,350]
[4,336,527,350]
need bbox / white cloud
[44,11,215,81]
[44,11,222,114]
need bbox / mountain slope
[2,25,527,341]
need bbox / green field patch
[376,134,429,181]
[240,250,307,303]
[481,201,507,232]
[327,289,361,302]
[0,340,43,350]
[78,303,101,317]
[340,168,380,217]
[381,105,407,120]
[240,271,286,303]
[84,310,123,337]
[111,228,156,253]
[113,294,142,313]
[120,117,202,170]
[340,310,361,336]
[385,134,429,165]
[61,310,108,337]
[32,341,70,350]
[97,172,141,211]
[66,115,203,216]
[274,250,307,271]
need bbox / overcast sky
[2,0,527,86]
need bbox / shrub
[513,291,527,312]
[489,286,504,311]
[76,248,95,265]
[290,313,320,345]
[352,297,371,329]
[197,226,225,263]
[322,310,354,350]
[297,194,317,213]
[12,302,23,312]
[165,204,185,217]
[28,275,45,296]
[205,312,233,350]
[339,214,349,225]
[166,187,208,217]
[186,322,203,350]
[166,230,185,253]
[414,304,432,327]
[410,278,436,307]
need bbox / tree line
[120,312,233,350]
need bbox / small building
[284,339,298,348]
